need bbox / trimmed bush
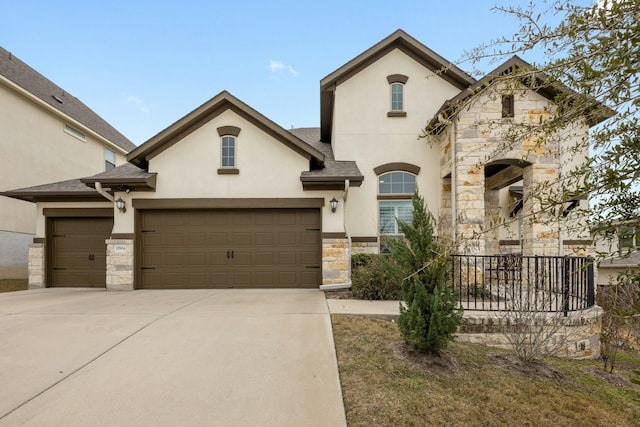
[351,254,402,300]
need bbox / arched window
[378,171,416,236]
[221,136,236,167]
[387,74,408,117]
[217,126,241,174]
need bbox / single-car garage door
[49,217,113,288]
[139,209,321,289]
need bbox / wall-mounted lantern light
[330,197,339,213]
[115,197,126,213]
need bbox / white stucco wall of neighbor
[0,84,127,278]
[330,48,462,239]
[111,109,344,235]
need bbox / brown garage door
[139,209,321,289]
[50,217,112,288]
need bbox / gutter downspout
[319,179,352,291]
[438,114,457,244]
[94,182,114,202]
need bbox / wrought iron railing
[450,254,595,316]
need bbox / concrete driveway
[0,288,346,426]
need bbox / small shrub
[351,254,401,300]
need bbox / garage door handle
[231,250,234,259]
[141,267,156,270]
[306,266,321,269]
[227,250,230,259]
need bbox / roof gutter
[94,182,114,202]
[0,75,130,155]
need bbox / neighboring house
[2,30,603,290]
[596,224,640,286]
[0,46,135,279]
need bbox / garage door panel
[139,209,320,289]
[50,217,112,288]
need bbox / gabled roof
[0,178,112,203]
[426,55,615,134]
[290,128,364,189]
[81,163,157,191]
[320,29,476,142]
[128,91,325,167]
[0,46,135,152]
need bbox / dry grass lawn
[332,314,640,427]
[0,279,28,293]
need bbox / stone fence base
[456,305,603,359]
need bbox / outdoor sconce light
[330,197,339,213]
[115,197,126,213]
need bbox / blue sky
[1,0,530,145]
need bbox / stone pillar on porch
[106,239,134,291]
[27,242,45,289]
[522,164,561,256]
[484,188,501,255]
[455,156,486,255]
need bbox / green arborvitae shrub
[390,190,463,353]
[351,254,402,300]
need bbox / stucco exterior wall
[331,48,462,240]
[111,109,344,235]
[0,83,127,277]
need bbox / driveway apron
[0,289,346,426]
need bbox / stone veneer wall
[27,242,44,289]
[106,239,134,291]
[457,306,603,359]
[322,238,350,285]
[352,240,379,255]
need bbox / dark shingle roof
[0,178,111,202]
[290,128,363,185]
[599,251,640,269]
[81,163,156,191]
[0,46,135,152]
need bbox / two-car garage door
[139,209,321,289]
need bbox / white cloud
[127,96,150,113]
[269,59,298,77]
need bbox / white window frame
[221,135,236,168]
[64,124,86,141]
[105,148,116,171]
[390,82,404,111]
[378,171,417,251]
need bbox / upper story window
[105,148,116,171]
[386,74,408,117]
[217,125,241,174]
[502,94,515,118]
[221,136,236,167]
[391,83,404,111]
[64,124,86,141]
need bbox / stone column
[106,239,134,291]
[455,152,485,255]
[522,164,560,256]
[484,188,500,255]
[28,242,45,289]
[322,237,349,285]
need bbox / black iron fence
[450,254,595,316]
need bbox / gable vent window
[64,124,86,141]
[105,148,116,171]
[502,94,515,118]
[387,74,408,117]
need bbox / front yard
[332,314,640,427]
